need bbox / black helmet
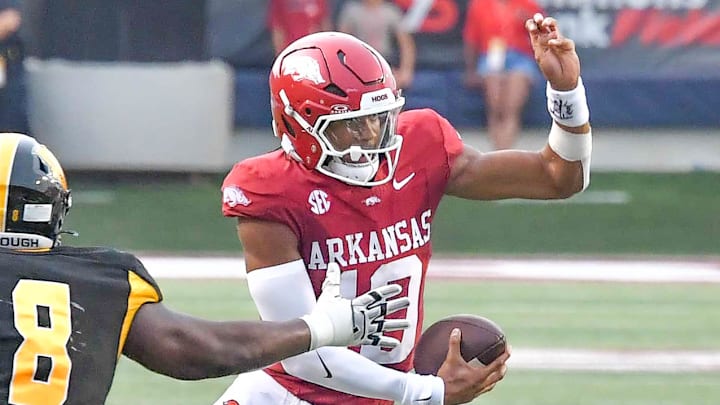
[0,133,71,249]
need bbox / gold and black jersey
[0,246,162,405]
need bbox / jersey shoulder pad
[399,108,457,142]
[399,108,462,155]
[222,151,306,219]
[223,151,290,195]
[115,250,160,293]
[69,246,162,300]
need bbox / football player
[0,133,411,404]
[217,13,590,405]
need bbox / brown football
[413,314,506,375]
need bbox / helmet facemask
[269,31,408,187]
[318,104,403,186]
[278,87,405,187]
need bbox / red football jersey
[222,108,464,405]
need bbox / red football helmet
[269,31,405,186]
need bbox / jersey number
[341,255,422,364]
[9,280,72,405]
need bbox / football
[413,314,506,375]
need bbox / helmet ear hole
[304,107,312,116]
[37,157,49,174]
[281,116,296,137]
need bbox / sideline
[509,349,720,372]
[139,256,720,283]
[139,256,720,373]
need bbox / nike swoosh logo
[316,352,333,378]
[392,172,415,190]
[415,394,432,402]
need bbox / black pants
[0,59,28,134]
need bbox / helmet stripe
[0,135,21,232]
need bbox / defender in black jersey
[0,134,410,405]
[0,247,163,404]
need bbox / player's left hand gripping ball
[303,263,410,349]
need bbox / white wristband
[401,373,445,405]
[548,121,592,190]
[546,77,590,127]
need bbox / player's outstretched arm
[122,302,308,379]
[446,13,591,201]
[122,269,409,380]
[527,12,591,188]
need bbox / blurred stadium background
[11,1,720,404]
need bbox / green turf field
[64,172,720,255]
[107,363,720,405]
[106,279,720,405]
[71,171,718,404]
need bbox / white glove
[301,263,410,350]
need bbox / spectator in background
[463,0,544,150]
[0,1,27,133]
[337,0,416,89]
[268,0,332,55]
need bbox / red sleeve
[398,109,464,186]
[221,162,265,219]
[436,113,464,179]
[221,159,285,221]
[221,156,305,240]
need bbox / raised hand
[526,13,580,91]
[304,263,410,350]
[436,329,511,405]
